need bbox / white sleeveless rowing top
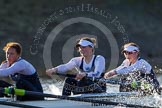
[56,55,105,78]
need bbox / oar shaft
[55,73,124,85]
[56,73,76,78]
[23,90,155,108]
[54,73,162,94]
[2,88,155,108]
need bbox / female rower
[104,42,160,94]
[0,42,43,100]
[46,37,106,96]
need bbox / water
[40,74,162,107]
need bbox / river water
[40,73,162,107]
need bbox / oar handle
[4,87,25,96]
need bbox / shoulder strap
[92,55,97,68]
[138,57,141,61]
[79,55,97,71]
[79,57,84,70]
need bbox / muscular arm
[116,59,151,74]
[56,57,81,73]
[0,61,25,77]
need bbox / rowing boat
[0,98,94,108]
[0,77,161,108]
[0,90,158,108]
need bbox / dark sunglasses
[123,51,134,55]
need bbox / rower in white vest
[46,37,106,96]
[104,42,160,94]
[0,42,44,101]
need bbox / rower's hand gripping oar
[55,72,129,85]
[53,69,162,95]
[55,66,125,84]
[54,72,162,94]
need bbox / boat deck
[0,91,161,108]
[0,98,114,108]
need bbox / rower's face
[78,46,93,57]
[123,51,138,60]
[6,47,20,65]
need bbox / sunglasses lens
[123,51,133,55]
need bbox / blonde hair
[3,42,22,55]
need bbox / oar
[0,88,41,108]
[55,73,76,78]
[54,73,162,96]
[55,73,129,85]
[71,92,139,98]
[55,73,162,93]
[1,87,156,108]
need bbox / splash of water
[41,77,162,107]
